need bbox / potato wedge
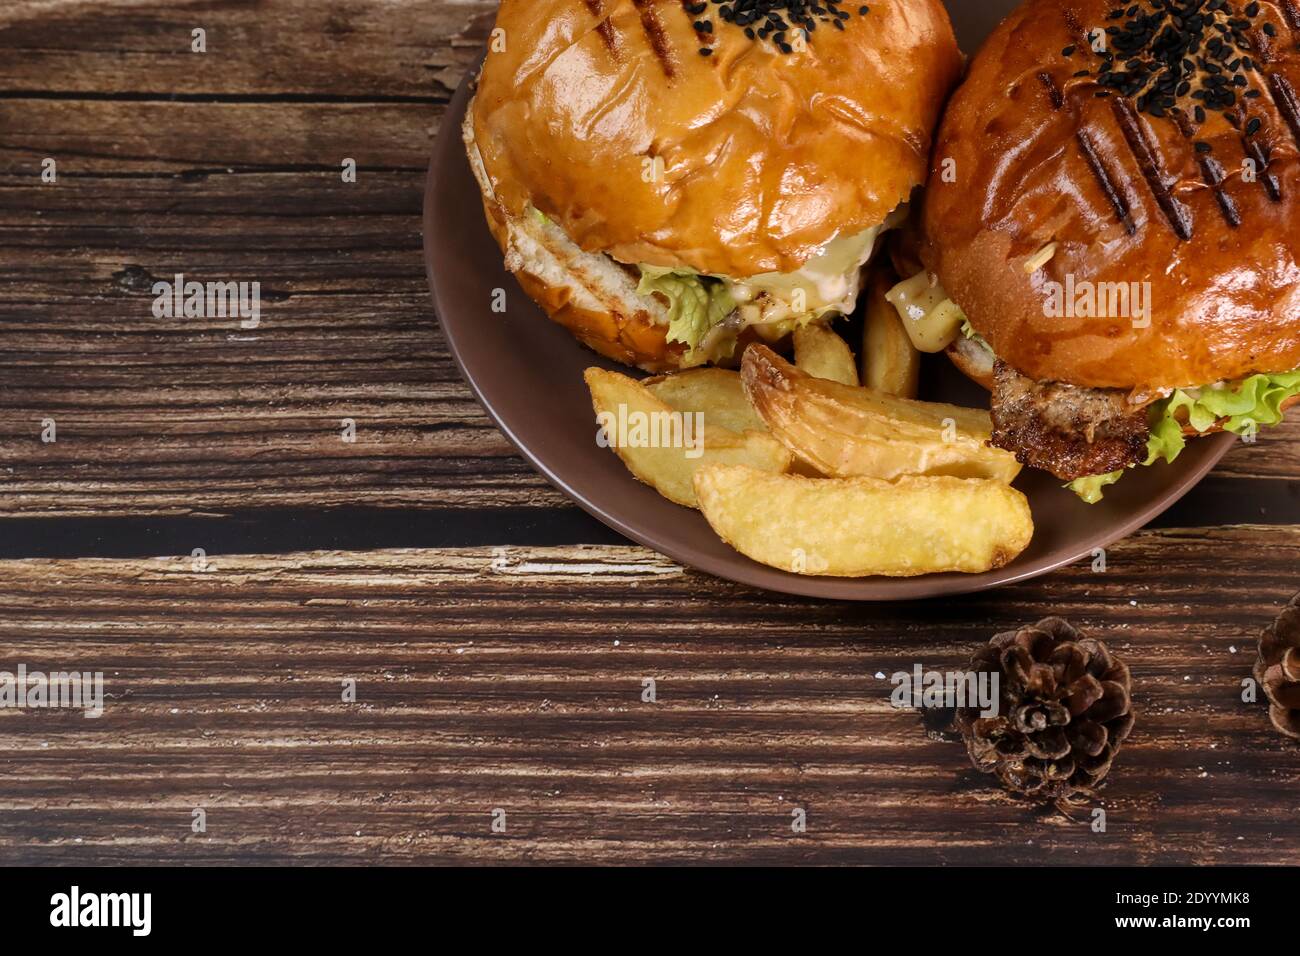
[643,367,767,434]
[585,368,791,508]
[862,269,920,398]
[793,323,859,386]
[693,464,1034,577]
[741,345,1021,483]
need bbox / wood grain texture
[0,0,495,99]
[0,1,554,516]
[0,0,1297,518]
[0,528,1297,865]
[0,0,1299,867]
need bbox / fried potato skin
[643,367,767,434]
[585,368,791,508]
[793,323,859,387]
[693,464,1033,577]
[862,269,920,398]
[741,345,1021,483]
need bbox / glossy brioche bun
[468,0,962,276]
[465,104,688,371]
[920,0,1300,392]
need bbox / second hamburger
[890,0,1300,500]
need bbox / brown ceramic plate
[423,0,1233,601]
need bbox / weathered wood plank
[1,100,442,173]
[0,528,1296,864]
[0,0,494,99]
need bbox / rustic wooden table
[1,0,1297,866]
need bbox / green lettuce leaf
[637,267,736,353]
[1144,371,1300,465]
[1068,370,1300,502]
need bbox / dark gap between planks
[0,475,1293,560]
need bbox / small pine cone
[1255,592,1300,740]
[956,617,1135,802]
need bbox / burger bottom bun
[481,195,824,373]
[480,200,688,372]
[945,335,996,392]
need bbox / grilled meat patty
[989,361,1151,481]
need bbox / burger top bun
[470,0,961,278]
[921,0,1300,391]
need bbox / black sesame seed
[685,1,868,53]
[1066,0,1266,126]
[1247,116,1262,135]
[1195,141,1212,152]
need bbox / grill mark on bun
[1038,69,1065,109]
[1077,130,1138,235]
[1241,132,1284,199]
[583,0,622,56]
[631,0,677,78]
[1267,74,1300,147]
[679,0,713,48]
[1282,0,1300,34]
[1039,71,1137,235]
[1238,25,1300,183]
[1232,27,1284,197]
[596,17,621,53]
[1237,119,1279,200]
[1170,106,1242,225]
[1061,6,1194,239]
[1110,97,1195,240]
[1247,26,1300,147]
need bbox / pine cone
[1255,592,1300,740]
[956,617,1135,801]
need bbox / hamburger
[888,0,1300,500]
[463,0,962,372]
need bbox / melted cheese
[885,270,966,353]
